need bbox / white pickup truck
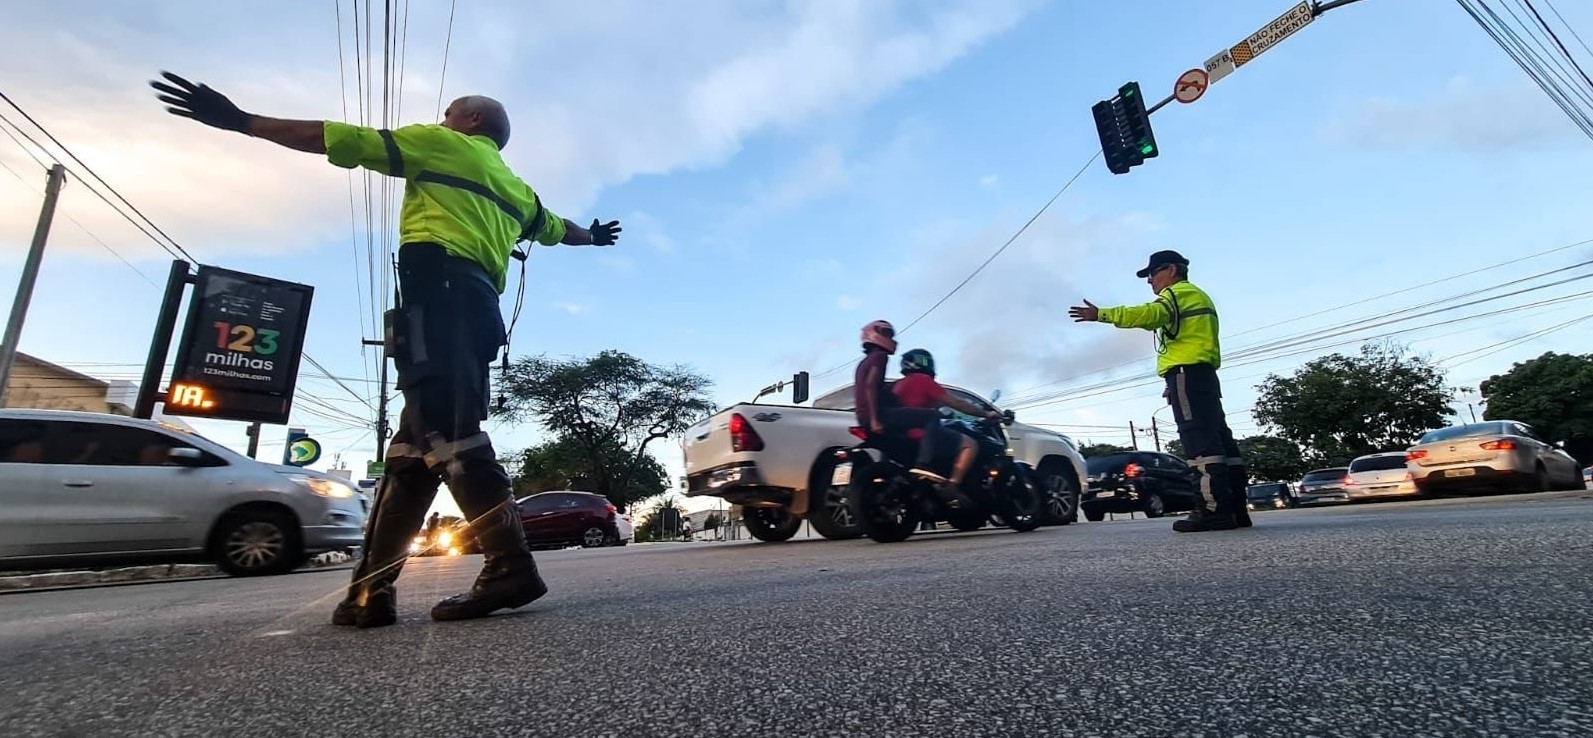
[682,382,1087,541]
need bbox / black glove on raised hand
[588,219,622,246]
[149,71,253,134]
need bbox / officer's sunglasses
[1145,264,1173,283]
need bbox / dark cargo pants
[1164,364,1247,514]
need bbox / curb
[0,550,356,594]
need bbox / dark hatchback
[1297,467,1351,505]
[515,491,625,549]
[1246,482,1295,510]
[1082,451,1202,521]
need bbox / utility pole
[134,260,194,419]
[362,338,389,460]
[0,164,66,404]
[1129,421,1140,450]
[1151,418,1163,453]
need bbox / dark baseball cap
[1135,249,1189,278]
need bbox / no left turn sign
[1174,68,1209,104]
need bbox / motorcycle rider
[853,320,900,438]
[892,348,1002,508]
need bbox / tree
[496,350,714,511]
[1165,440,1186,458]
[703,512,723,531]
[1253,342,1452,466]
[508,434,668,509]
[1480,352,1593,464]
[1079,443,1133,458]
[1236,435,1307,482]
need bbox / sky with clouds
[2,0,1591,516]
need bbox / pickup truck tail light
[848,426,869,441]
[729,413,765,452]
[1480,439,1516,451]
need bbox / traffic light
[1091,81,1159,175]
[791,371,810,405]
[1119,82,1158,161]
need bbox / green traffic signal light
[1140,143,1156,155]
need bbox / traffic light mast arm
[1139,0,1371,119]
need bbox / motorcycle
[838,409,1044,543]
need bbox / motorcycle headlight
[437,531,453,547]
[288,474,355,498]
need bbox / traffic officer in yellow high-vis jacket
[151,72,622,625]
[1068,250,1250,532]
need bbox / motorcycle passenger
[892,348,1001,508]
[853,320,900,437]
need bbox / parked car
[682,383,1087,541]
[515,491,626,549]
[1342,452,1421,501]
[1584,466,1592,490]
[1407,421,1583,493]
[1081,451,1201,521]
[614,509,635,545]
[1297,467,1350,505]
[0,409,367,575]
[1245,482,1295,510]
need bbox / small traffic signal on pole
[1091,81,1159,175]
[791,371,810,404]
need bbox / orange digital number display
[168,383,217,411]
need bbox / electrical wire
[435,0,458,120]
[810,151,1102,382]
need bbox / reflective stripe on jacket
[1097,279,1221,375]
[324,122,566,293]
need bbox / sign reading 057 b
[165,266,315,424]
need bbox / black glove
[588,219,622,246]
[149,71,253,134]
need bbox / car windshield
[1350,455,1409,473]
[1086,453,1136,474]
[1419,422,1510,443]
[1302,469,1346,483]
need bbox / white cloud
[882,207,1170,394]
[597,254,637,272]
[836,295,864,311]
[552,302,587,315]
[748,144,852,216]
[1324,76,1584,152]
[979,174,999,188]
[0,0,1039,264]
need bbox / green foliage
[496,350,714,512]
[508,434,667,511]
[1079,443,1133,458]
[1253,342,1453,466]
[703,512,723,531]
[637,496,684,540]
[1164,440,1186,458]
[1236,435,1307,482]
[1480,352,1593,464]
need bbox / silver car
[1343,452,1420,501]
[1407,420,1583,493]
[0,409,367,575]
[1296,467,1350,505]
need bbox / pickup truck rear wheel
[807,451,864,540]
[744,508,802,542]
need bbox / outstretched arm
[150,72,325,154]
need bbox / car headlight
[437,531,453,547]
[288,474,355,498]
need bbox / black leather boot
[1232,489,1253,529]
[431,501,548,621]
[332,582,398,628]
[1172,505,1238,533]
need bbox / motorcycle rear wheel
[850,462,921,543]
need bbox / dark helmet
[900,348,935,377]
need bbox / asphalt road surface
[5,491,1593,738]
